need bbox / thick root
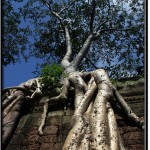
[62,116,86,150]
[107,102,119,150]
[2,78,43,148]
[2,91,26,149]
[3,96,22,118]
[62,69,141,150]
[113,86,144,129]
[74,80,97,117]
[90,91,110,150]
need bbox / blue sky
[3,58,39,88]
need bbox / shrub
[40,63,63,90]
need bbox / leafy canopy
[3,0,144,77]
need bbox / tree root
[2,69,144,149]
[2,94,17,110]
[113,86,144,129]
[118,130,126,150]
[2,91,26,149]
[38,101,48,135]
[62,69,144,149]
[107,102,119,150]
[2,78,43,148]
[3,95,22,118]
[38,78,70,135]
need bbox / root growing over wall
[2,69,144,150]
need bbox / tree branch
[41,0,73,69]
[58,0,77,15]
[41,0,64,24]
[93,28,130,40]
[96,20,109,32]
[71,34,94,70]
[61,26,73,69]
[73,50,98,69]
[99,28,130,33]
[90,0,96,33]
[3,87,31,94]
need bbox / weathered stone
[17,115,29,128]
[46,116,62,126]
[54,143,63,150]
[40,143,54,150]
[43,125,58,135]
[10,134,24,145]
[47,110,64,117]
[39,135,59,143]
[123,131,144,145]
[25,127,39,136]
[31,113,42,118]
[22,144,40,150]
[23,134,39,145]
[6,145,21,150]
[23,114,41,127]
[62,116,72,124]
[126,144,144,150]
[65,109,74,116]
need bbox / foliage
[3,0,144,77]
[2,0,31,65]
[40,63,63,90]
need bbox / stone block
[6,145,21,150]
[39,135,59,143]
[62,116,72,124]
[65,109,74,116]
[18,115,29,128]
[123,131,144,145]
[43,125,58,135]
[25,127,39,136]
[24,115,41,127]
[54,143,63,150]
[40,143,54,150]
[10,134,24,145]
[22,144,40,150]
[126,144,144,150]
[46,116,62,126]
[23,134,39,145]
[48,110,64,117]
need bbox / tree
[2,0,144,149]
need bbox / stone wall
[6,77,145,150]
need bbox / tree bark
[2,90,26,149]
